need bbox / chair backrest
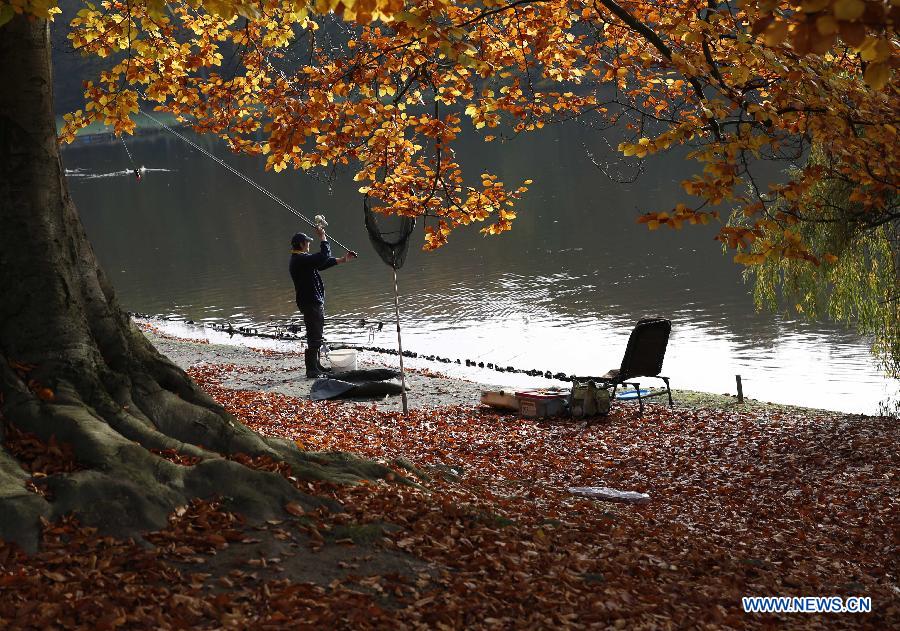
[618,318,671,380]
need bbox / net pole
[392,267,409,416]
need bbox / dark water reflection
[62,124,897,413]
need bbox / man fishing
[290,226,358,378]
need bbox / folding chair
[578,318,673,416]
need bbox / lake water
[62,123,897,414]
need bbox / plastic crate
[515,391,566,418]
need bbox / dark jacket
[290,241,337,310]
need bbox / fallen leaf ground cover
[193,364,898,628]
[2,360,897,629]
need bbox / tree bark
[0,15,394,552]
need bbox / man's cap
[291,232,312,248]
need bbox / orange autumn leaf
[284,501,305,517]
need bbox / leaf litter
[1,361,896,628]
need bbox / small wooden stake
[736,374,744,403]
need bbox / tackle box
[515,390,567,418]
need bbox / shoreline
[57,113,184,146]
[145,326,504,415]
[143,323,854,419]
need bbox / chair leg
[662,377,672,407]
[634,383,644,416]
[608,383,618,416]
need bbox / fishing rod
[137,108,356,253]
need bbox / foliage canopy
[3,0,896,256]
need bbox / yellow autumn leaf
[764,21,789,47]
[734,252,765,265]
[0,5,14,27]
[801,0,830,11]
[833,0,865,21]
[863,63,890,91]
[816,15,838,36]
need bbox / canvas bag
[569,381,611,417]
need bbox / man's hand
[315,226,326,241]
[340,250,358,264]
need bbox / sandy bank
[142,322,845,418]
[144,328,496,413]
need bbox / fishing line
[472,345,501,361]
[137,108,355,253]
[120,136,142,180]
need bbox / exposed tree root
[0,345,403,553]
[0,447,51,550]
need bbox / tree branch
[595,0,722,140]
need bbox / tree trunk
[0,15,391,552]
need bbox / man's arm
[315,226,357,269]
[335,249,358,265]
